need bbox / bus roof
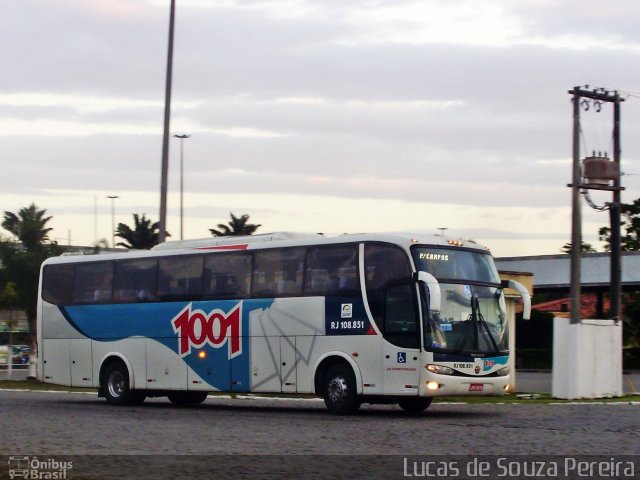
[152,231,489,254]
[151,232,324,251]
[41,232,490,266]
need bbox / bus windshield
[412,247,500,285]
[412,247,507,355]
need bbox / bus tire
[398,397,432,413]
[168,391,208,406]
[103,361,141,406]
[323,364,361,415]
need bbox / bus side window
[157,255,203,300]
[203,252,252,298]
[42,264,75,305]
[113,259,158,303]
[364,243,415,346]
[384,284,419,348]
[305,244,359,296]
[252,248,305,297]
[73,262,113,304]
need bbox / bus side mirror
[415,271,441,313]
[501,279,531,320]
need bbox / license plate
[469,383,484,392]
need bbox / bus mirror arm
[501,279,531,320]
[415,271,441,313]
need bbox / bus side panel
[280,336,297,392]
[146,338,188,390]
[69,339,93,387]
[42,339,70,386]
[248,297,324,393]
[188,357,229,392]
[294,336,314,393]
[244,336,281,392]
[42,303,87,339]
[352,335,383,395]
[41,303,87,386]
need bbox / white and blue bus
[37,232,530,414]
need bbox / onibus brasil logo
[171,303,242,359]
[8,456,72,479]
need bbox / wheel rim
[328,375,348,403]
[107,370,125,398]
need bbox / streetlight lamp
[173,133,190,240]
[106,195,119,248]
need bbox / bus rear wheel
[168,391,208,406]
[103,361,145,405]
[323,364,361,415]
[398,397,432,413]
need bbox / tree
[115,213,168,249]
[1,204,62,378]
[560,241,597,254]
[598,198,640,251]
[2,203,53,250]
[622,292,640,346]
[210,213,261,237]
[0,281,20,379]
[596,197,640,345]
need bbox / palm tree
[210,213,261,237]
[560,241,597,254]
[1,204,62,378]
[115,213,169,249]
[2,203,53,250]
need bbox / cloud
[1,0,639,255]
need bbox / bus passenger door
[280,336,297,392]
[382,284,421,396]
[383,344,421,395]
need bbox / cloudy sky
[2,0,640,257]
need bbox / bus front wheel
[323,364,361,415]
[398,397,432,413]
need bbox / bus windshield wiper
[471,294,500,354]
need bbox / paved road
[2,389,638,455]
[2,390,638,479]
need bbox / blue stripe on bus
[60,299,275,392]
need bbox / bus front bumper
[420,374,511,397]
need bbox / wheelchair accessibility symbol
[397,352,406,364]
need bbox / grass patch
[0,380,637,404]
[435,393,640,404]
[0,379,97,393]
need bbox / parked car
[12,345,30,365]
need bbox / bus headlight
[426,364,454,375]
[496,366,510,377]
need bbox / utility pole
[611,94,623,320]
[567,86,624,323]
[569,89,582,325]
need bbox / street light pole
[159,0,176,244]
[173,133,190,240]
[106,195,119,248]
